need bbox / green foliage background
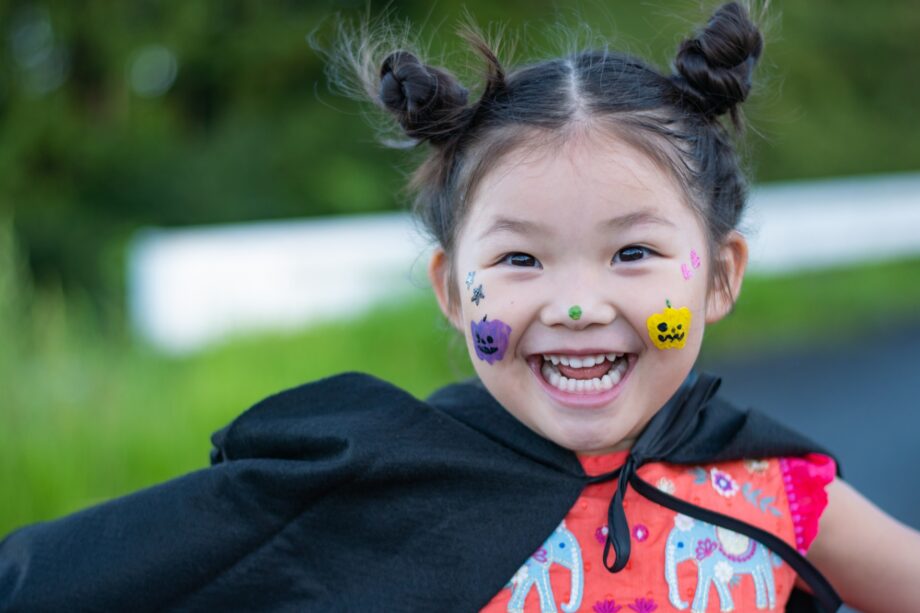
[0,0,918,299]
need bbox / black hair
[323,2,764,307]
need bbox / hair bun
[672,2,763,122]
[379,51,469,144]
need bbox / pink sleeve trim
[780,453,836,554]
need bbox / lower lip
[528,355,635,409]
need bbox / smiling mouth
[538,352,630,394]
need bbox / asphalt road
[699,324,920,531]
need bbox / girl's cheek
[639,244,709,351]
[462,269,516,366]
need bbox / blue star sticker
[471,284,485,305]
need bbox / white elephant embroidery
[505,521,583,613]
[665,514,782,612]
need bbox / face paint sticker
[682,249,701,281]
[471,284,485,305]
[465,271,476,290]
[690,249,701,270]
[646,300,692,350]
[471,315,512,364]
[568,305,582,320]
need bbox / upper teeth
[542,353,622,367]
[540,356,629,394]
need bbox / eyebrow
[477,210,676,240]
[602,211,677,231]
[477,217,549,241]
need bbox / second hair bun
[672,2,763,120]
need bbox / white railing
[128,173,920,352]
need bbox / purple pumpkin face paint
[471,315,512,364]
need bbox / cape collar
[426,370,717,475]
[428,370,722,571]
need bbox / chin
[543,420,634,455]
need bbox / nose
[539,291,617,330]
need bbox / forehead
[463,132,696,240]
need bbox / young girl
[2,2,919,611]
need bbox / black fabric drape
[0,371,841,611]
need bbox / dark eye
[501,252,541,268]
[613,246,653,263]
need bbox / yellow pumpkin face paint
[647,300,692,350]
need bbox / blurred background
[1,0,919,547]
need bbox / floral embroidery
[745,458,770,474]
[628,598,658,612]
[633,524,649,542]
[710,468,739,497]
[714,560,734,583]
[656,477,675,494]
[593,599,622,613]
[742,482,782,517]
[695,538,717,560]
[594,525,609,545]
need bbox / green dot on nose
[568,305,582,321]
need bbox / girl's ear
[428,248,462,331]
[705,231,748,323]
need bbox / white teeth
[542,353,630,367]
[541,357,630,394]
[609,359,626,385]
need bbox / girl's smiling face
[429,131,747,454]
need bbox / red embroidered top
[481,452,835,613]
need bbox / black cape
[0,371,841,612]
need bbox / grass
[2,239,920,535]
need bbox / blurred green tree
[0,0,917,305]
